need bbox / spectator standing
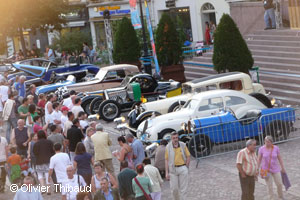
[154,140,168,178]
[126,133,145,167]
[264,0,276,29]
[37,93,46,109]
[205,21,211,45]
[33,130,55,195]
[11,119,31,157]
[67,118,84,162]
[132,164,153,200]
[17,97,29,121]
[27,84,38,104]
[33,115,49,134]
[63,90,76,109]
[94,177,120,200]
[7,147,22,183]
[118,161,137,200]
[236,139,259,200]
[46,46,56,63]
[89,46,96,64]
[0,79,9,105]
[83,127,95,157]
[61,165,86,200]
[48,143,71,185]
[27,133,38,170]
[91,162,118,193]
[48,124,65,147]
[64,111,74,136]
[165,131,190,200]
[15,75,26,98]
[143,158,163,200]
[2,93,17,143]
[71,97,84,118]
[26,104,38,132]
[50,102,62,126]
[91,124,115,176]
[45,94,55,125]
[61,106,69,130]
[73,142,93,185]
[78,111,88,132]
[113,136,134,170]
[13,176,43,200]
[0,136,8,193]
[258,136,285,200]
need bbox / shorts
[36,163,49,174]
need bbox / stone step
[253,29,300,36]
[248,44,300,52]
[260,79,300,92]
[245,34,300,42]
[255,61,300,73]
[253,55,300,65]
[251,50,300,59]
[247,39,300,47]
[259,73,300,85]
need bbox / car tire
[168,101,186,113]
[158,129,175,141]
[98,100,121,122]
[188,134,212,158]
[81,99,93,115]
[264,121,289,140]
[249,93,273,108]
[53,76,66,83]
[90,97,103,114]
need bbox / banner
[129,0,142,29]
[144,0,160,75]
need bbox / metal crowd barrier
[188,108,298,165]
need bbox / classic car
[127,72,268,130]
[82,73,181,121]
[134,90,268,141]
[36,64,139,95]
[8,58,100,87]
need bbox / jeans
[170,166,189,200]
[0,162,6,192]
[4,118,17,144]
[239,173,255,200]
[264,8,276,28]
[265,172,283,200]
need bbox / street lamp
[139,0,152,75]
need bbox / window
[194,84,217,93]
[225,96,246,106]
[219,80,243,91]
[183,99,199,110]
[198,97,223,111]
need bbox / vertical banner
[144,0,160,75]
[129,0,142,29]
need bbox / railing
[182,45,213,59]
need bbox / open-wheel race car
[83,73,182,121]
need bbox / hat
[61,106,69,112]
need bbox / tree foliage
[155,13,182,67]
[212,14,254,73]
[113,17,140,64]
[52,31,92,54]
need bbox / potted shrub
[113,17,141,70]
[213,14,254,73]
[156,13,186,82]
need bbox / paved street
[2,113,300,200]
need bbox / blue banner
[130,0,142,29]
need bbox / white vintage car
[127,72,267,130]
[135,90,267,142]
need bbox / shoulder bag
[260,146,274,179]
[134,177,152,200]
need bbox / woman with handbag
[113,136,134,170]
[132,164,153,200]
[258,136,286,200]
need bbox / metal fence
[187,108,298,164]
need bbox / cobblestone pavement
[2,114,300,200]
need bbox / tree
[51,31,92,54]
[155,13,182,67]
[212,14,254,73]
[0,0,69,54]
[113,17,140,64]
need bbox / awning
[63,21,86,28]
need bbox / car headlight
[114,116,126,124]
[137,129,142,138]
[190,121,196,133]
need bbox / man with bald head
[10,119,31,157]
[13,176,43,200]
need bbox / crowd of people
[0,72,192,200]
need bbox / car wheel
[90,97,103,114]
[168,101,186,113]
[98,100,121,122]
[158,129,175,141]
[264,121,289,140]
[81,99,93,115]
[249,93,273,108]
[188,135,212,158]
[53,76,66,83]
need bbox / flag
[129,0,142,29]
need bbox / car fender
[81,95,99,103]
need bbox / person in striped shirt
[236,139,259,200]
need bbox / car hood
[36,80,75,94]
[66,78,102,89]
[12,63,45,77]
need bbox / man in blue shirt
[46,46,55,63]
[126,133,145,167]
[13,176,43,200]
[15,75,26,98]
[94,177,120,200]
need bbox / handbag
[260,146,273,179]
[134,177,152,200]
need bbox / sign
[99,10,130,16]
[95,6,121,11]
[129,0,142,29]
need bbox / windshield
[120,76,131,87]
[183,99,199,110]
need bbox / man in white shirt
[143,158,164,200]
[63,90,76,109]
[64,112,74,137]
[45,93,56,124]
[0,80,9,105]
[71,97,84,118]
[50,102,62,126]
[48,143,71,185]
[61,165,86,200]
[61,106,69,131]
[0,136,8,193]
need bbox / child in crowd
[27,133,38,170]
[7,147,22,183]
[19,155,34,177]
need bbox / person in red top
[33,115,49,134]
[37,94,46,108]
[205,21,211,45]
[19,155,34,176]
